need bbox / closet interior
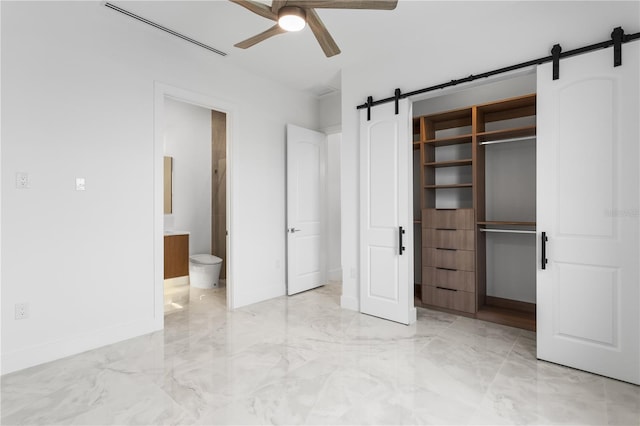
[412,76,537,331]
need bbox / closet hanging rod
[480,228,536,235]
[479,136,536,146]
[356,26,640,112]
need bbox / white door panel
[360,100,415,325]
[287,124,327,295]
[368,246,399,301]
[537,43,639,384]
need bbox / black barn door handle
[541,231,548,270]
[399,226,406,255]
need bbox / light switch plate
[76,178,86,191]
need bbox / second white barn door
[360,99,415,325]
[537,43,640,384]
[286,124,327,295]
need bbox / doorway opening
[163,99,227,314]
[154,83,235,323]
[410,71,537,331]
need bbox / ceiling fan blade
[229,0,277,21]
[234,24,287,49]
[306,8,341,57]
[288,0,397,10]
[271,0,288,13]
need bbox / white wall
[319,91,342,133]
[164,98,212,255]
[339,1,640,311]
[1,1,318,374]
[320,91,342,282]
[327,133,342,281]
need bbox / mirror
[164,156,173,214]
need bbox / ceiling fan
[230,0,398,57]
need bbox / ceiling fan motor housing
[232,0,398,57]
[278,6,306,32]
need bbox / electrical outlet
[15,303,29,320]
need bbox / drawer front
[423,228,474,250]
[423,266,475,293]
[423,248,475,271]
[164,234,190,279]
[421,285,475,313]
[422,208,474,230]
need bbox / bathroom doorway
[154,83,235,321]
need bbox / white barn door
[360,100,416,325]
[537,43,640,384]
[286,124,327,295]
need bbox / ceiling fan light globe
[278,6,306,32]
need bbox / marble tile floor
[2,282,639,425]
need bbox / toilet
[189,254,223,289]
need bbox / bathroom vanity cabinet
[164,233,189,279]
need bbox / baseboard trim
[328,268,343,282]
[164,276,189,287]
[340,294,358,311]
[1,318,161,375]
[485,295,536,313]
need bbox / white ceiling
[107,1,638,96]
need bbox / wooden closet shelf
[422,134,473,146]
[476,126,536,143]
[478,221,536,226]
[425,159,472,168]
[477,93,536,111]
[425,183,473,189]
[477,94,537,123]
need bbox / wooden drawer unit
[421,285,475,313]
[423,248,475,271]
[164,234,189,279]
[423,266,475,293]
[422,208,474,230]
[423,228,474,250]
[420,207,476,313]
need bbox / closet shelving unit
[413,93,537,330]
[420,107,474,207]
[415,106,476,314]
[474,93,537,330]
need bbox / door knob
[289,228,301,233]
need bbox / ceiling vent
[105,2,227,57]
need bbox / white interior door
[537,43,640,384]
[286,124,327,295]
[360,100,416,325]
